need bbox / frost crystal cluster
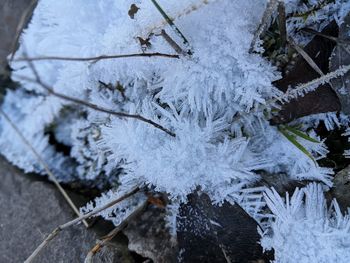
[261,183,350,263]
[1,0,350,261]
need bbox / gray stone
[0,0,37,74]
[124,205,177,263]
[0,157,132,263]
[331,165,350,212]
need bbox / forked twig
[17,58,176,137]
[0,108,89,228]
[84,200,147,263]
[24,187,140,263]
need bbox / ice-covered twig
[277,64,350,103]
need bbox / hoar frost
[2,1,350,261]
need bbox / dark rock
[124,205,178,263]
[330,165,350,212]
[330,13,350,114]
[0,156,133,263]
[176,192,271,263]
[0,0,37,75]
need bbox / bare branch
[24,187,140,263]
[14,52,179,62]
[0,108,89,228]
[17,74,176,137]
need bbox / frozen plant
[261,183,350,263]
[1,1,350,258]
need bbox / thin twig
[0,108,89,228]
[17,75,176,137]
[14,52,179,62]
[84,200,147,263]
[300,28,340,43]
[301,27,350,56]
[24,187,140,263]
[158,29,185,55]
[17,56,176,137]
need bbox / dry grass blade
[301,28,340,43]
[84,200,147,263]
[14,52,179,62]
[24,187,140,263]
[288,37,324,76]
[0,108,89,228]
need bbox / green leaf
[278,126,316,163]
[283,125,320,143]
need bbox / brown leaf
[128,4,139,19]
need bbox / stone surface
[176,192,272,263]
[0,157,133,263]
[331,165,350,212]
[124,205,178,263]
[0,0,37,74]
